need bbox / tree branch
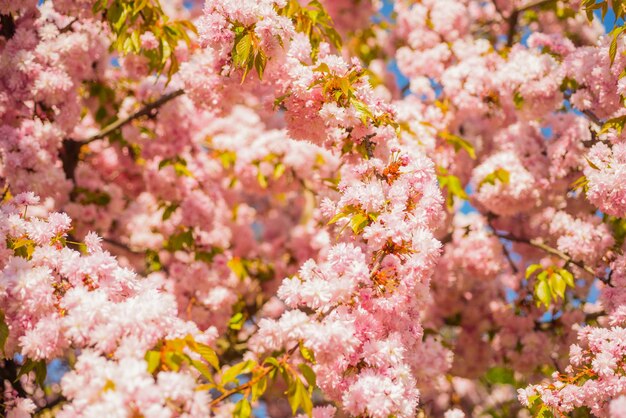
[102,237,141,254]
[486,216,519,273]
[208,344,298,408]
[83,88,185,144]
[0,14,15,40]
[60,88,185,182]
[495,232,613,286]
[59,17,78,34]
[505,0,558,47]
[501,240,519,274]
[34,395,66,415]
[0,359,29,417]
[517,0,557,14]
[506,9,520,47]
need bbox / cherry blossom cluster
[4,0,626,416]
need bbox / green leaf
[273,93,290,110]
[165,229,194,251]
[440,173,468,210]
[484,366,515,385]
[251,374,268,401]
[263,356,281,369]
[191,359,214,382]
[298,363,316,389]
[18,359,47,387]
[328,210,349,225]
[0,310,8,356]
[538,405,555,418]
[34,360,47,387]
[163,351,185,372]
[571,175,589,192]
[227,257,247,280]
[549,273,566,299]
[559,268,575,288]
[513,91,524,109]
[313,63,330,73]
[257,170,268,188]
[441,132,476,159]
[609,26,625,66]
[162,203,179,221]
[229,312,245,331]
[186,336,220,370]
[601,115,626,134]
[535,278,552,308]
[478,168,510,190]
[235,33,252,67]
[254,50,267,80]
[287,377,313,417]
[350,98,374,125]
[585,157,601,171]
[221,360,256,385]
[146,350,161,374]
[174,161,192,177]
[349,212,370,234]
[273,162,286,179]
[299,342,316,364]
[446,175,468,200]
[234,398,252,418]
[525,264,543,279]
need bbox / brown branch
[495,232,613,286]
[505,9,520,47]
[0,14,15,40]
[59,17,78,34]
[0,359,28,417]
[208,366,273,407]
[564,92,603,128]
[60,88,185,182]
[581,109,603,127]
[505,0,558,47]
[585,310,607,322]
[362,134,377,159]
[209,344,298,408]
[486,216,518,273]
[34,395,66,415]
[101,237,140,254]
[517,0,557,13]
[501,240,519,274]
[83,88,185,144]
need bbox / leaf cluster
[526,264,575,309]
[437,167,468,210]
[94,0,196,80]
[328,204,379,235]
[276,0,342,58]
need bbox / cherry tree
[2,0,626,417]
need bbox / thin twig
[581,109,603,127]
[501,241,519,274]
[495,232,614,286]
[585,310,607,322]
[486,216,518,273]
[34,395,66,415]
[517,0,557,13]
[59,17,78,33]
[505,0,558,47]
[83,88,185,144]
[362,134,377,159]
[61,89,186,182]
[209,344,298,408]
[101,237,140,254]
[564,92,604,128]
